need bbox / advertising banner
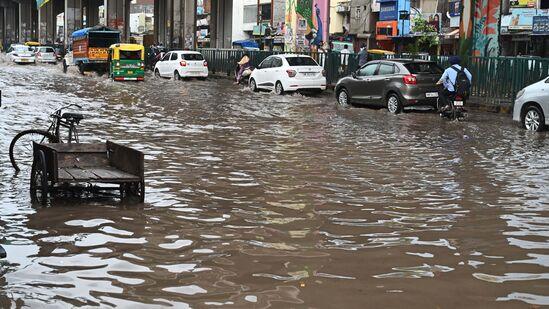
[510,0,536,8]
[449,0,461,16]
[379,0,398,21]
[501,8,549,32]
[533,15,549,34]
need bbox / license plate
[21,59,29,62]
[127,71,133,74]
[454,100,464,106]
[426,92,438,98]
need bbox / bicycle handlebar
[51,103,82,117]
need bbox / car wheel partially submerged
[387,94,402,114]
[275,82,284,95]
[250,79,259,92]
[154,69,161,78]
[337,89,349,107]
[523,105,545,132]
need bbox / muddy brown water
[0,61,548,308]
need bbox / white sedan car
[154,50,208,80]
[35,46,57,64]
[6,44,35,64]
[513,77,549,132]
[249,54,326,95]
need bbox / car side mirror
[352,71,357,79]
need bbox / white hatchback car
[513,76,549,132]
[249,54,326,95]
[35,46,57,63]
[7,44,35,64]
[154,50,208,80]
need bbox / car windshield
[182,53,204,61]
[404,62,443,74]
[285,56,318,66]
[119,50,142,60]
[40,47,54,53]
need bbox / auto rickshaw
[107,43,145,81]
[25,41,41,52]
[367,49,395,60]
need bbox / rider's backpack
[451,65,471,98]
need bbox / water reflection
[0,62,548,307]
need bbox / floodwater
[0,60,548,308]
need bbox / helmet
[449,56,461,65]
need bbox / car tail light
[203,61,208,67]
[403,74,417,85]
[140,62,144,69]
[322,69,326,77]
[286,69,297,77]
[180,61,187,67]
[455,95,463,100]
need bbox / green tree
[410,16,439,54]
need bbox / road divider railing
[198,48,549,105]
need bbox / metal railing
[198,48,549,105]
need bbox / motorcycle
[437,94,468,121]
[234,64,254,85]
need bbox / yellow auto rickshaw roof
[25,41,41,46]
[368,49,395,55]
[109,43,144,51]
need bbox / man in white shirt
[437,56,472,108]
[340,44,351,74]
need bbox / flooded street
[0,61,548,308]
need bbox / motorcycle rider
[437,56,472,110]
[235,52,251,84]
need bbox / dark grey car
[335,59,443,114]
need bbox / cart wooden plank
[63,168,100,181]
[90,167,140,182]
[58,167,141,182]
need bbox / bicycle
[9,104,84,172]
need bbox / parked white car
[35,46,57,64]
[249,54,326,95]
[154,50,208,80]
[6,44,35,64]
[513,77,549,132]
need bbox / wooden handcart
[31,141,145,203]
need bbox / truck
[62,26,121,74]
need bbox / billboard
[510,0,536,8]
[285,0,329,51]
[379,0,398,21]
[533,15,549,34]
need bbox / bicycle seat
[61,112,84,121]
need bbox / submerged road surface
[0,61,548,308]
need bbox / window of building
[260,3,272,22]
[243,5,258,23]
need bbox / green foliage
[410,16,439,53]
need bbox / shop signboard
[379,0,398,21]
[449,0,461,16]
[533,15,549,34]
[501,8,549,32]
[510,0,536,8]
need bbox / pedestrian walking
[339,44,351,75]
[356,43,368,67]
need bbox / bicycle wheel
[9,130,58,172]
